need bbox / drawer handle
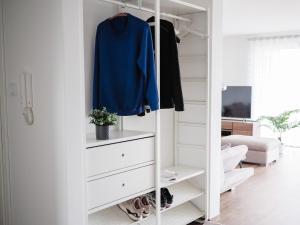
[121,153,125,157]
[122,183,126,187]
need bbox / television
[222,86,252,119]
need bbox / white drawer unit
[86,137,155,177]
[87,164,155,211]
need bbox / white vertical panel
[180,55,207,79]
[155,1,161,224]
[207,1,222,218]
[63,0,87,224]
[177,146,206,168]
[179,36,207,56]
[178,103,207,124]
[175,11,213,218]
[178,124,206,146]
[182,81,207,102]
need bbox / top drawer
[86,137,154,177]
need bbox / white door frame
[0,0,12,224]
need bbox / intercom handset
[20,73,34,125]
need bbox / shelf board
[177,121,206,127]
[88,182,204,225]
[184,100,207,105]
[139,202,204,225]
[86,130,154,148]
[162,181,204,213]
[182,77,207,82]
[89,202,204,225]
[89,205,155,225]
[161,202,205,225]
[161,166,205,188]
[140,0,206,15]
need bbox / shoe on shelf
[147,191,167,210]
[140,195,151,218]
[118,198,143,221]
[161,188,174,208]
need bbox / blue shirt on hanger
[93,14,159,116]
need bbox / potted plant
[258,109,300,149]
[89,107,118,140]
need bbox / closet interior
[83,0,210,225]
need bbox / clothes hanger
[176,20,207,39]
[110,3,128,20]
[110,12,128,20]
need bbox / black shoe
[147,191,167,210]
[161,188,173,208]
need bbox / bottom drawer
[87,165,154,210]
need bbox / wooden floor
[213,148,300,225]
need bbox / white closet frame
[84,1,212,225]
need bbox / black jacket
[147,17,184,111]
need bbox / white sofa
[222,135,281,166]
[220,145,254,193]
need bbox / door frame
[0,0,12,224]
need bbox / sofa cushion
[222,145,248,172]
[222,135,280,152]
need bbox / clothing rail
[167,0,207,12]
[99,0,192,22]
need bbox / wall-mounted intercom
[20,72,34,125]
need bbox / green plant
[258,109,300,142]
[89,107,118,126]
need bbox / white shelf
[161,202,204,225]
[161,166,205,188]
[184,100,207,105]
[162,181,204,213]
[89,205,155,225]
[89,201,204,225]
[140,202,204,225]
[177,121,206,127]
[86,130,154,148]
[182,77,207,82]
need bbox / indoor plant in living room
[89,107,118,140]
[258,109,300,150]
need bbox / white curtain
[249,36,300,146]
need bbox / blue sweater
[93,14,159,116]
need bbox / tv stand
[221,119,260,137]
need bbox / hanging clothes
[147,17,184,112]
[93,14,159,116]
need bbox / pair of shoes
[147,188,173,210]
[118,196,151,221]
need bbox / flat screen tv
[222,86,252,119]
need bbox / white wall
[1,0,86,225]
[207,0,222,219]
[0,2,7,224]
[223,36,252,86]
[223,0,300,35]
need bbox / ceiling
[223,0,300,36]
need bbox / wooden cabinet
[222,120,259,136]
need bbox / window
[249,36,300,146]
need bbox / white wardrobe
[0,1,222,225]
[83,1,217,225]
